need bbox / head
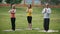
[28,4,32,9]
[12,4,15,9]
[45,3,49,8]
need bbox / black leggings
[44,18,50,31]
[11,18,16,30]
[27,16,32,24]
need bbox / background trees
[41,0,60,5]
[5,0,22,4]
[0,0,2,3]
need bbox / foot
[27,28,32,30]
[44,30,48,32]
[12,29,15,31]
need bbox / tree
[40,0,47,4]
[0,0,2,3]
[15,0,22,4]
[41,0,51,4]
[40,0,60,5]
[51,0,60,5]
[5,0,22,8]
[5,0,22,4]
[5,0,11,4]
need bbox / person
[9,5,16,31]
[26,4,33,30]
[42,3,51,32]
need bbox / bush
[15,0,22,4]
[51,0,60,5]
[5,0,22,4]
[0,0,2,3]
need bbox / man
[42,3,51,32]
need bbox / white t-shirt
[42,8,51,18]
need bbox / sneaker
[44,30,47,32]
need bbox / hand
[45,9,47,13]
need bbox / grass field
[0,6,60,34]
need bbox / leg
[29,17,32,29]
[13,18,16,30]
[11,18,16,31]
[46,18,50,31]
[11,18,13,30]
[44,18,46,31]
[44,18,50,31]
[27,16,32,30]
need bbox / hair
[45,3,50,8]
[28,4,32,9]
[12,4,15,9]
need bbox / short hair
[45,3,49,6]
[12,4,15,9]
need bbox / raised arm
[42,8,46,14]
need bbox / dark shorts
[27,16,32,24]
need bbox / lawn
[0,6,60,34]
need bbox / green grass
[0,6,60,34]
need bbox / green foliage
[5,0,10,3]
[15,0,22,4]
[41,0,60,5]
[5,0,22,4]
[0,0,2,3]
[41,0,49,4]
[51,0,60,5]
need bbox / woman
[9,5,16,31]
[26,4,33,30]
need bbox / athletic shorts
[27,16,32,24]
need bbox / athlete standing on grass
[42,3,51,32]
[9,5,16,31]
[26,4,33,30]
